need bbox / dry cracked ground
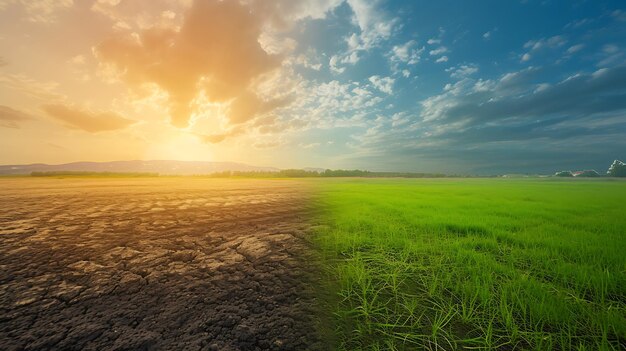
[0,178,327,351]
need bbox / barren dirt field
[0,178,324,351]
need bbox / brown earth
[0,178,327,350]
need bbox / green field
[313,179,626,350]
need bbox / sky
[0,0,625,174]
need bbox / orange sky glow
[0,0,343,168]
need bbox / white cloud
[534,83,550,93]
[345,0,395,47]
[328,50,361,74]
[446,64,478,79]
[293,51,322,71]
[564,18,591,29]
[263,78,385,136]
[429,47,448,56]
[329,0,397,72]
[435,56,448,63]
[369,75,394,94]
[388,40,423,74]
[597,44,623,67]
[343,51,360,64]
[390,40,422,64]
[524,35,567,52]
[346,33,360,50]
[329,55,346,74]
[521,35,567,62]
[566,44,584,54]
[427,38,441,45]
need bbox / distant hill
[0,160,279,175]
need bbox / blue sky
[0,0,625,174]
[282,0,626,173]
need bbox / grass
[312,178,626,350]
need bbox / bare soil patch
[0,178,325,350]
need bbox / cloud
[42,104,135,132]
[388,40,422,76]
[245,0,344,29]
[369,75,394,94]
[421,65,626,126]
[429,47,448,56]
[94,0,344,133]
[329,51,360,74]
[91,0,189,30]
[482,28,497,41]
[427,38,441,45]
[95,0,293,129]
[350,66,626,173]
[612,9,626,22]
[272,79,384,134]
[521,35,567,60]
[97,0,347,110]
[603,44,619,54]
[564,18,591,29]
[0,73,63,101]
[330,0,397,72]
[389,40,423,66]
[293,50,323,71]
[524,35,567,52]
[346,0,394,48]
[435,56,448,63]
[329,55,347,74]
[94,0,345,32]
[446,64,478,79]
[0,0,73,23]
[68,55,86,65]
[566,44,584,54]
[597,44,624,67]
[197,127,243,143]
[0,105,33,128]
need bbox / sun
[144,133,213,162]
